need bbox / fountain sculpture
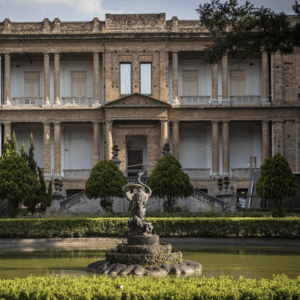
[87,171,202,276]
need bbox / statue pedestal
[127,235,159,245]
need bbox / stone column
[172,121,179,160]
[43,53,51,108]
[212,121,220,176]
[262,120,270,162]
[43,122,51,180]
[3,54,11,108]
[160,120,169,154]
[93,52,101,108]
[53,53,61,106]
[211,63,219,106]
[3,122,11,144]
[261,52,270,106]
[172,51,180,106]
[93,121,101,166]
[106,120,113,160]
[222,121,230,176]
[53,122,62,179]
[222,54,230,106]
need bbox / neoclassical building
[0,14,299,198]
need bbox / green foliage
[0,217,299,238]
[85,159,127,213]
[272,206,287,218]
[147,154,194,213]
[22,135,52,214]
[0,274,299,299]
[0,133,39,218]
[256,153,299,216]
[197,0,300,64]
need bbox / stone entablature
[0,15,210,36]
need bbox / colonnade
[170,51,270,106]
[2,52,101,108]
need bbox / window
[182,70,198,96]
[230,70,246,96]
[120,63,131,95]
[140,63,151,94]
[24,72,40,97]
[71,71,87,97]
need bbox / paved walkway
[0,237,300,252]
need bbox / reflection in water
[0,246,299,280]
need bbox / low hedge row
[0,274,299,300]
[0,218,300,238]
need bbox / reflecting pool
[0,245,299,280]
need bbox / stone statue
[122,171,153,236]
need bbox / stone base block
[128,235,159,245]
[117,243,171,255]
[106,250,182,266]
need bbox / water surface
[0,246,299,280]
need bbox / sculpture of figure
[123,170,153,236]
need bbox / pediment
[103,93,171,108]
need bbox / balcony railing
[231,168,260,179]
[12,97,43,107]
[180,96,210,106]
[63,169,91,180]
[230,95,261,106]
[182,168,210,179]
[61,97,93,107]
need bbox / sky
[0,0,298,23]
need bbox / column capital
[272,119,284,123]
[105,118,114,123]
[92,120,101,124]
[42,121,51,125]
[93,52,100,54]
[222,120,230,123]
[172,120,180,123]
[172,51,179,54]
[211,120,221,123]
[262,119,271,123]
[53,121,61,124]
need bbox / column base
[172,98,181,107]
[212,172,220,177]
[44,173,52,181]
[211,99,219,106]
[222,172,231,177]
[261,100,271,107]
[2,104,12,109]
[53,173,62,180]
[42,103,52,108]
[92,102,101,108]
[52,103,62,108]
[221,99,230,107]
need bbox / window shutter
[71,71,87,97]
[182,70,198,96]
[24,72,40,97]
[230,70,246,96]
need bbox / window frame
[140,62,152,95]
[120,63,132,95]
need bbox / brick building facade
[0,14,299,197]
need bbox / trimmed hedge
[0,274,299,299]
[0,217,300,238]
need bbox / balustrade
[61,97,92,107]
[231,168,260,178]
[63,169,91,180]
[11,97,43,107]
[180,96,210,106]
[182,168,210,179]
[230,95,261,106]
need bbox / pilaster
[222,121,230,176]
[211,63,219,106]
[43,122,51,180]
[3,121,12,144]
[211,121,220,176]
[3,54,12,108]
[262,120,271,162]
[92,52,101,108]
[106,119,113,160]
[172,51,180,106]
[160,119,169,155]
[172,121,179,160]
[222,54,230,107]
[93,121,101,166]
[43,53,51,108]
[261,52,271,106]
[53,121,62,179]
[53,53,61,107]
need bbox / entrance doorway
[126,136,147,177]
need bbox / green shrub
[0,217,299,238]
[0,274,299,300]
